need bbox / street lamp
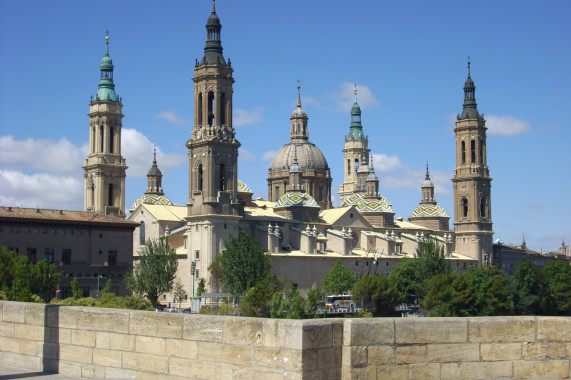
[97,274,103,299]
[190,262,196,298]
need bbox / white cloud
[122,129,186,177]
[327,82,379,111]
[233,107,263,127]
[0,135,85,176]
[155,109,190,126]
[371,153,403,174]
[262,150,277,162]
[486,115,531,136]
[0,170,83,210]
[301,96,320,107]
[239,148,257,162]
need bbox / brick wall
[1,301,569,379]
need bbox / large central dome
[270,141,329,172]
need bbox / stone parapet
[1,301,569,379]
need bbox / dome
[410,204,449,218]
[270,141,329,172]
[147,166,162,176]
[291,106,308,118]
[130,194,173,212]
[237,179,253,193]
[342,194,364,207]
[275,192,320,208]
[422,178,434,188]
[366,171,379,182]
[207,12,221,26]
[356,197,393,213]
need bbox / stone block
[93,348,122,368]
[108,332,135,351]
[514,359,570,379]
[342,366,368,380]
[223,318,263,346]
[183,314,224,343]
[0,321,14,337]
[395,318,467,344]
[57,360,82,378]
[367,345,396,365]
[95,332,109,349]
[122,351,168,374]
[2,302,25,323]
[396,344,426,364]
[168,357,215,378]
[441,363,461,379]
[130,310,183,339]
[59,343,93,364]
[480,342,521,361]
[0,336,20,354]
[165,338,198,359]
[138,371,187,380]
[374,364,409,380]
[461,361,513,379]
[427,343,479,362]
[538,317,571,342]
[18,340,37,356]
[332,321,344,347]
[105,367,137,379]
[47,306,77,329]
[252,347,303,371]
[232,366,284,380]
[77,308,129,334]
[262,319,303,349]
[549,342,570,359]
[47,327,71,344]
[348,346,367,368]
[410,363,440,380]
[13,324,44,341]
[71,330,96,347]
[302,321,333,350]
[38,342,59,359]
[215,363,234,380]
[136,335,166,356]
[345,318,395,346]
[81,363,105,379]
[24,303,45,326]
[468,316,535,343]
[317,347,336,370]
[198,342,252,365]
[3,352,41,371]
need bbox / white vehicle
[325,294,361,313]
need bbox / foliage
[52,296,98,307]
[542,260,571,315]
[125,237,178,306]
[240,275,279,318]
[305,287,325,318]
[512,259,550,315]
[196,278,207,297]
[388,258,422,300]
[173,279,188,308]
[51,294,153,311]
[421,274,454,316]
[199,303,234,315]
[352,275,403,317]
[416,238,451,279]
[463,266,513,316]
[210,229,271,298]
[269,282,307,319]
[322,260,356,295]
[101,279,113,295]
[71,278,83,299]
[30,260,61,303]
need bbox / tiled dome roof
[410,204,449,218]
[275,192,320,208]
[237,179,253,193]
[342,194,393,213]
[130,194,173,212]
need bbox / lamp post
[191,262,196,297]
[97,274,103,299]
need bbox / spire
[94,33,119,102]
[297,84,302,108]
[347,84,365,141]
[290,83,309,140]
[420,162,435,204]
[459,57,480,119]
[290,146,302,173]
[425,162,430,181]
[147,147,162,177]
[201,0,226,65]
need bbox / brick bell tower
[452,60,493,264]
[185,1,242,291]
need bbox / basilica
[84,3,493,298]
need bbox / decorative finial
[153,146,157,164]
[354,83,358,103]
[425,161,430,180]
[467,56,471,77]
[370,153,374,169]
[212,0,216,13]
[105,30,110,56]
[297,80,302,108]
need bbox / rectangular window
[275,187,280,200]
[108,250,117,266]
[195,270,199,278]
[45,248,54,263]
[69,230,73,236]
[62,249,71,265]
[195,250,200,260]
[27,248,37,263]
[319,186,323,202]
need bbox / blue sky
[1,1,569,252]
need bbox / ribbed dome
[270,141,329,172]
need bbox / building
[0,206,137,298]
[492,242,570,276]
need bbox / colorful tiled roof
[410,204,449,218]
[342,194,364,207]
[130,194,173,211]
[275,192,320,208]
[342,194,393,213]
[237,179,253,193]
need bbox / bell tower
[452,60,493,264]
[186,1,241,291]
[339,86,370,204]
[83,34,127,218]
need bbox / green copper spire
[347,85,366,141]
[200,0,226,66]
[94,33,119,102]
[459,58,480,120]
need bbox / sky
[1,1,569,253]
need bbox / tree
[352,275,402,317]
[196,278,207,297]
[543,260,571,315]
[416,238,451,279]
[512,258,549,315]
[30,260,61,303]
[71,278,83,300]
[173,279,188,308]
[388,258,423,301]
[421,274,454,316]
[102,279,113,295]
[305,287,325,318]
[240,275,279,317]
[210,229,271,298]
[270,282,307,319]
[125,237,178,306]
[322,260,355,295]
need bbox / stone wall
[1,301,569,379]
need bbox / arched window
[100,126,104,153]
[354,159,359,174]
[90,184,95,207]
[461,198,468,218]
[198,164,203,191]
[471,140,476,163]
[220,93,226,125]
[479,140,484,164]
[297,124,300,133]
[198,93,203,125]
[461,141,466,164]
[109,127,114,153]
[219,164,226,191]
[303,123,306,134]
[108,184,114,206]
[139,221,146,245]
[480,197,487,218]
[151,180,155,191]
[91,127,96,152]
[347,160,351,175]
[207,91,215,126]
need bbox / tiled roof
[0,206,138,226]
[137,204,187,222]
[410,204,449,218]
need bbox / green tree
[417,238,451,279]
[30,260,61,303]
[305,287,325,318]
[270,282,307,319]
[352,275,402,317]
[512,258,550,315]
[210,229,271,298]
[173,279,188,308]
[240,275,279,317]
[542,260,571,315]
[421,274,454,316]
[101,279,113,295]
[388,258,423,300]
[463,266,513,316]
[125,237,178,306]
[196,278,207,297]
[71,278,83,299]
[322,260,355,295]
